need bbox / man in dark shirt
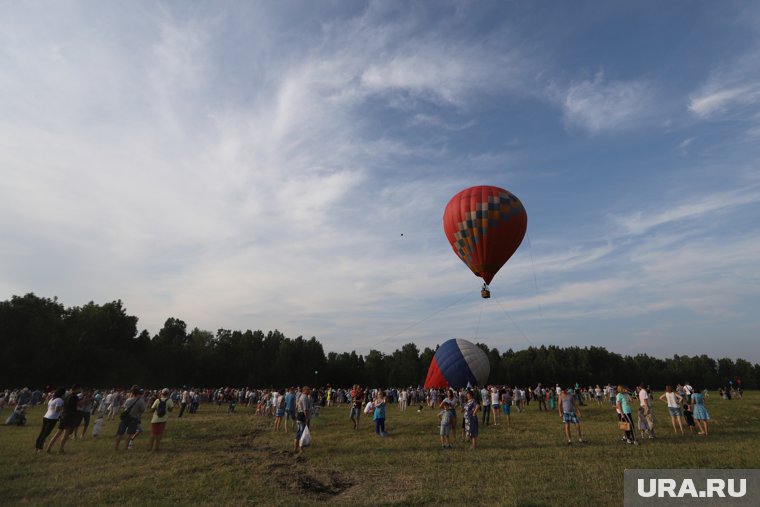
[350,385,364,430]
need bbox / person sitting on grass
[558,387,583,445]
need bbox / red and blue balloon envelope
[443,185,527,288]
[424,339,490,389]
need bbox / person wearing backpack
[148,388,174,452]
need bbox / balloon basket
[481,289,491,299]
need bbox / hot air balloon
[443,185,527,297]
[424,339,490,389]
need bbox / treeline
[1,293,758,389]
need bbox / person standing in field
[683,382,693,403]
[485,386,496,426]
[293,386,312,454]
[462,390,480,449]
[558,387,583,445]
[373,391,387,437]
[616,385,637,445]
[501,387,512,426]
[690,387,710,436]
[480,386,490,426]
[46,385,83,454]
[658,385,684,435]
[440,389,458,440]
[148,388,174,451]
[349,385,363,430]
[107,389,121,421]
[284,387,296,432]
[35,387,65,454]
[637,384,656,438]
[115,386,146,451]
[178,387,190,418]
[438,401,452,448]
[273,389,285,432]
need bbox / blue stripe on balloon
[433,339,478,389]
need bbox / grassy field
[1,392,759,506]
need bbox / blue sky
[2,1,759,362]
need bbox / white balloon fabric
[424,338,490,388]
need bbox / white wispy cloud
[0,3,532,345]
[556,71,653,133]
[614,187,760,235]
[688,46,760,119]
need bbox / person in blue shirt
[373,392,387,437]
[283,387,296,432]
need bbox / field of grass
[1,392,759,506]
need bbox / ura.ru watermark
[624,469,758,506]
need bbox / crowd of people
[0,379,736,454]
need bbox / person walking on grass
[148,388,174,451]
[373,391,387,437]
[115,386,145,451]
[45,385,83,454]
[536,384,547,412]
[659,385,684,435]
[558,387,583,445]
[75,388,94,440]
[463,390,480,449]
[35,387,64,454]
[293,386,312,454]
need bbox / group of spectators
[1,379,726,455]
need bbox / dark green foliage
[1,293,758,389]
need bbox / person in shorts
[148,388,174,451]
[115,386,145,450]
[558,387,583,445]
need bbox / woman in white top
[35,387,65,453]
[490,388,500,426]
[658,385,684,434]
